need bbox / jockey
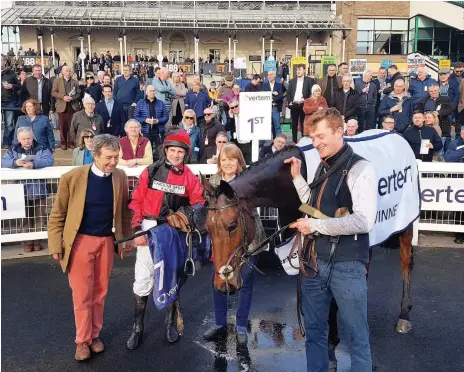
[126,128,205,350]
[285,108,377,372]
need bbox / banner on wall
[349,59,368,75]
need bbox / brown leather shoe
[68,144,75,150]
[89,338,104,353]
[75,342,91,361]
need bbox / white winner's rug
[276,130,420,276]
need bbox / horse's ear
[219,180,235,199]
[199,172,215,199]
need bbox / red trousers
[58,103,75,146]
[67,234,114,344]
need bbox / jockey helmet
[163,128,191,153]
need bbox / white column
[80,37,85,75]
[228,36,231,73]
[123,34,128,65]
[329,34,333,55]
[194,36,199,74]
[269,40,273,58]
[306,37,310,73]
[38,35,45,76]
[158,37,162,58]
[295,36,299,57]
[87,33,92,61]
[233,39,237,64]
[50,32,56,68]
[342,38,346,62]
[261,37,265,72]
[118,37,124,66]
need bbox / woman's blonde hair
[424,111,439,127]
[183,109,197,126]
[78,128,95,150]
[172,72,181,83]
[217,143,246,176]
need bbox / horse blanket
[276,130,420,275]
[147,224,209,309]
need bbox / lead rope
[296,274,306,337]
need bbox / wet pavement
[2,246,464,372]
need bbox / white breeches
[133,220,157,297]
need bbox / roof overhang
[1,3,351,32]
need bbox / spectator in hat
[437,68,459,111]
[303,84,328,136]
[408,67,436,110]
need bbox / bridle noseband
[207,197,262,282]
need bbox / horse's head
[201,176,256,294]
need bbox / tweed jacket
[48,165,132,273]
[51,76,81,113]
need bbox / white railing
[1,162,464,245]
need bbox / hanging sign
[1,184,26,220]
[349,59,368,74]
[438,59,451,69]
[238,92,272,141]
[235,57,247,69]
[263,60,276,72]
[407,53,425,74]
[321,56,337,75]
[381,59,394,69]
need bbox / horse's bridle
[207,198,262,283]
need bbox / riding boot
[165,301,179,343]
[127,294,148,350]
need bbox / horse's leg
[328,298,339,372]
[395,228,414,334]
[176,296,184,336]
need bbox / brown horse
[201,145,415,367]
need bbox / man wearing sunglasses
[199,107,224,163]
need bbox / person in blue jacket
[354,69,378,132]
[262,69,284,137]
[437,68,460,111]
[178,108,200,163]
[14,98,55,151]
[185,81,211,123]
[114,64,143,119]
[95,84,127,137]
[444,126,464,244]
[2,127,54,252]
[378,79,413,133]
[408,68,436,110]
[134,84,169,149]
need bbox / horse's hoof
[166,323,179,344]
[395,318,412,334]
[329,360,337,372]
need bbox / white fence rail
[1,162,463,245]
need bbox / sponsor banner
[1,184,26,220]
[420,178,464,211]
[349,59,368,74]
[238,92,272,141]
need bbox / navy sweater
[78,170,114,237]
[114,75,142,106]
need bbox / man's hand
[390,104,402,113]
[427,143,434,149]
[131,103,137,107]
[362,87,369,93]
[289,218,312,235]
[146,118,153,125]
[3,82,13,90]
[284,156,302,180]
[134,235,148,246]
[124,241,134,252]
[63,95,72,102]
[23,162,33,169]
[15,159,25,167]
[52,253,62,261]
[126,158,137,167]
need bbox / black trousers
[290,106,305,143]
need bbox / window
[357,18,408,55]
[1,26,20,56]
[416,16,453,59]
[208,49,221,63]
[265,50,277,61]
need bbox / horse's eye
[228,221,238,233]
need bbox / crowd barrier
[1,162,463,245]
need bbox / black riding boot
[165,301,179,343]
[127,294,148,350]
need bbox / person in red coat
[303,84,328,136]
